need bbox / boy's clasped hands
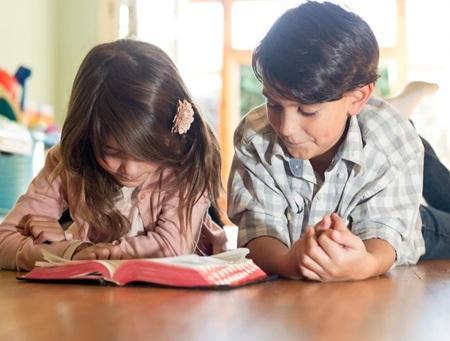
[18,215,126,261]
[290,213,377,282]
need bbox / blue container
[0,151,34,215]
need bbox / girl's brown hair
[56,39,222,243]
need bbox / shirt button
[316,194,322,201]
[139,194,146,201]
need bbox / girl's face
[97,137,158,188]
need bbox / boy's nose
[278,112,298,138]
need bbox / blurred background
[0,0,449,214]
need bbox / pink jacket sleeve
[117,194,227,258]
[0,146,77,271]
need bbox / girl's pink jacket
[0,146,227,271]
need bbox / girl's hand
[72,243,124,260]
[18,214,71,244]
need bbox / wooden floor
[2,260,450,341]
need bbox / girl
[0,39,227,271]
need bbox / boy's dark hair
[253,1,379,104]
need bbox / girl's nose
[118,160,140,177]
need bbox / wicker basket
[0,151,34,215]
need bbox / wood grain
[2,260,450,341]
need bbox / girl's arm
[0,146,81,271]
[116,195,225,258]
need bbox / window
[126,0,448,172]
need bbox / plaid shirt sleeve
[227,124,291,248]
[349,108,425,266]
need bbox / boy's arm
[227,119,296,266]
[363,238,396,275]
[348,153,424,268]
[246,237,301,279]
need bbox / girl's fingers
[24,220,62,238]
[34,230,66,244]
[27,225,65,242]
[28,224,52,238]
[74,249,98,260]
[73,244,122,260]
[94,247,111,260]
[83,251,97,260]
[108,246,122,260]
[17,226,27,236]
[24,215,59,223]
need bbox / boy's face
[263,86,361,162]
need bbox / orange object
[0,69,19,102]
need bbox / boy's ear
[347,83,374,116]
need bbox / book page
[38,248,251,271]
[147,248,250,268]
[37,248,120,274]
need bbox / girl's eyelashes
[103,148,123,157]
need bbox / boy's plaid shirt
[227,97,425,266]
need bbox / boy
[227,1,450,282]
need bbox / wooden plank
[3,261,450,340]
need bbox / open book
[19,248,268,288]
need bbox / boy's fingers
[317,232,345,259]
[305,232,333,267]
[324,224,361,250]
[305,226,315,237]
[300,235,328,276]
[330,213,348,231]
[315,215,332,233]
[299,253,327,278]
[300,266,322,281]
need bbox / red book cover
[19,248,268,288]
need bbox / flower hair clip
[171,99,195,135]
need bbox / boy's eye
[300,110,316,117]
[298,107,317,117]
